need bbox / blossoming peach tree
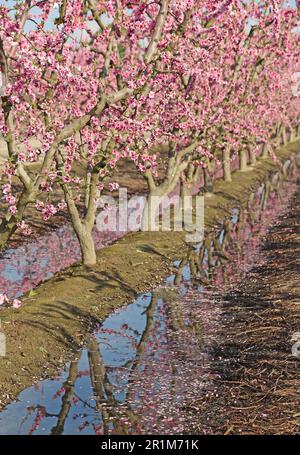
[0,0,299,265]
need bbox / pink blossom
[109,182,120,192]
[2,184,11,195]
[8,205,17,215]
[17,221,32,236]
[5,194,16,205]
[12,299,22,309]
[0,294,9,306]
[57,201,67,211]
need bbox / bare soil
[189,183,300,435]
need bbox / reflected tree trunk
[51,358,80,435]
[259,179,271,213]
[87,339,118,434]
[125,293,159,404]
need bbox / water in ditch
[0,161,298,435]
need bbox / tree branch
[144,0,170,64]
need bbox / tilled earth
[190,184,300,435]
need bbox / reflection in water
[0,290,220,435]
[0,224,126,300]
[0,159,298,435]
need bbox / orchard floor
[0,141,299,433]
[189,186,300,435]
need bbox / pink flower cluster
[0,293,21,309]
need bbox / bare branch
[86,0,105,31]
[144,0,170,65]
[144,170,156,191]
[9,1,32,58]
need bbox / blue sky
[0,0,298,33]
[0,0,59,31]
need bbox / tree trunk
[142,159,187,231]
[60,169,98,266]
[180,179,193,227]
[276,124,283,146]
[290,127,297,142]
[180,176,192,200]
[142,188,166,231]
[261,143,269,159]
[282,127,288,146]
[203,167,214,196]
[239,149,248,171]
[249,146,256,166]
[222,147,232,182]
[75,224,97,266]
